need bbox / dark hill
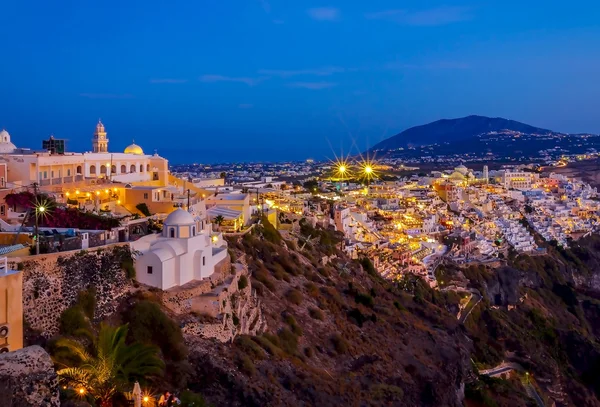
[371,115,554,150]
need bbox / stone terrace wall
[10,243,133,337]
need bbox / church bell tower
[92,120,109,153]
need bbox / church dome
[164,208,195,226]
[124,141,144,155]
[454,164,468,175]
[0,130,17,154]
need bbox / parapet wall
[10,244,133,337]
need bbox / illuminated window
[147,266,153,274]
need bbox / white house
[131,208,228,290]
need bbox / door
[81,233,89,249]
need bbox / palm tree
[55,323,164,407]
[213,215,225,230]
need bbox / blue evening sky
[1,1,599,163]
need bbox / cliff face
[184,226,473,407]
[0,345,60,407]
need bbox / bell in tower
[92,119,109,153]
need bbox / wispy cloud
[149,78,188,84]
[199,75,264,86]
[366,6,472,26]
[288,82,337,90]
[307,7,340,21]
[239,103,254,109]
[259,66,346,77]
[80,93,134,99]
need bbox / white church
[131,208,228,290]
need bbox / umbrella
[132,382,142,407]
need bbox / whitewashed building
[131,208,228,290]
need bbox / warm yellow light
[65,192,70,196]
[75,190,80,194]
[86,192,90,197]
[117,200,121,204]
[113,188,118,192]
[106,162,111,167]
[364,166,373,174]
[38,206,45,213]
[212,235,218,242]
[339,165,346,173]
[143,396,149,403]
[105,189,109,193]
[78,388,85,395]
[96,191,100,196]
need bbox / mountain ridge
[371,115,556,151]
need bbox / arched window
[192,226,196,236]
[90,165,96,175]
[120,164,126,173]
[140,164,144,172]
[130,164,136,173]
[100,165,106,175]
[146,164,150,172]
[76,165,82,174]
[111,165,116,174]
[170,228,175,238]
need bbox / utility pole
[187,189,191,211]
[33,182,40,255]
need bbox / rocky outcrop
[0,346,60,407]
[13,244,133,337]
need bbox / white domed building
[0,130,17,154]
[131,208,228,290]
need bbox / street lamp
[35,205,45,255]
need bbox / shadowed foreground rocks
[0,345,60,407]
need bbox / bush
[121,259,135,279]
[304,347,314,358]
[252,335,283,357]
[17,262,24,271]
[237,354,256,377]
[59,306,89,336]
[136,203,152,217]
[278,327,299,354]
[238,275,248,290]
[260,216,281,244]
[253,267,275,291]
[179,390,208,407]
[309,307,324,321]
[305,282,320,298]
[283,314,303,336]
[123,300,187,362]
[355,293,374,308]
[286,289,303,305]
[77,287,96,319]
[359,257,378,277]
[331,333,349,354]
[235,335,265,360]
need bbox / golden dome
[124,141,144,155]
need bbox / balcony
[75,175,84,182]
[51,178,62,185]
[63,176,73,183]
[39,179,51,186]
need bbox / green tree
[213,215,225,230]
[55,324,164,407]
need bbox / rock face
[13,244,133,337]
[0,346,60,407]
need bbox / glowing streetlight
[78,388,85,395]
[75,189,80,195]
[34,204,46,255]
[364,165,373,175]
[339,165,346,174]
[143,396,150,403]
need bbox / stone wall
[11,243,133,337]
[0,345,60,407]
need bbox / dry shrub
[286,289,303,305]
[309,307,325,321]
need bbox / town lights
[143,396,150,403]
[338,165,346,174]
[78,388,85,395]
[364,166,373,175]
[75,190,80,195]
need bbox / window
[202,257,206,266]
[147,266,153,274]
[0,205,5,216]
[111,165,116,174]
[170,228,175,238]
[163,190,167,198]
[100,165,106,174]
[67,169,71,176]
[76,165,82,174]
[130,164,136,173]
[143,193,148,199]
[121,164,126,173]
[147,164,150,172]
[51,171,54,178]
[43,171,47,179]
[140,164,144,172]
[0,177,4,187]
[192,226,196,236]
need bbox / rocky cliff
[0,345,60,407]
